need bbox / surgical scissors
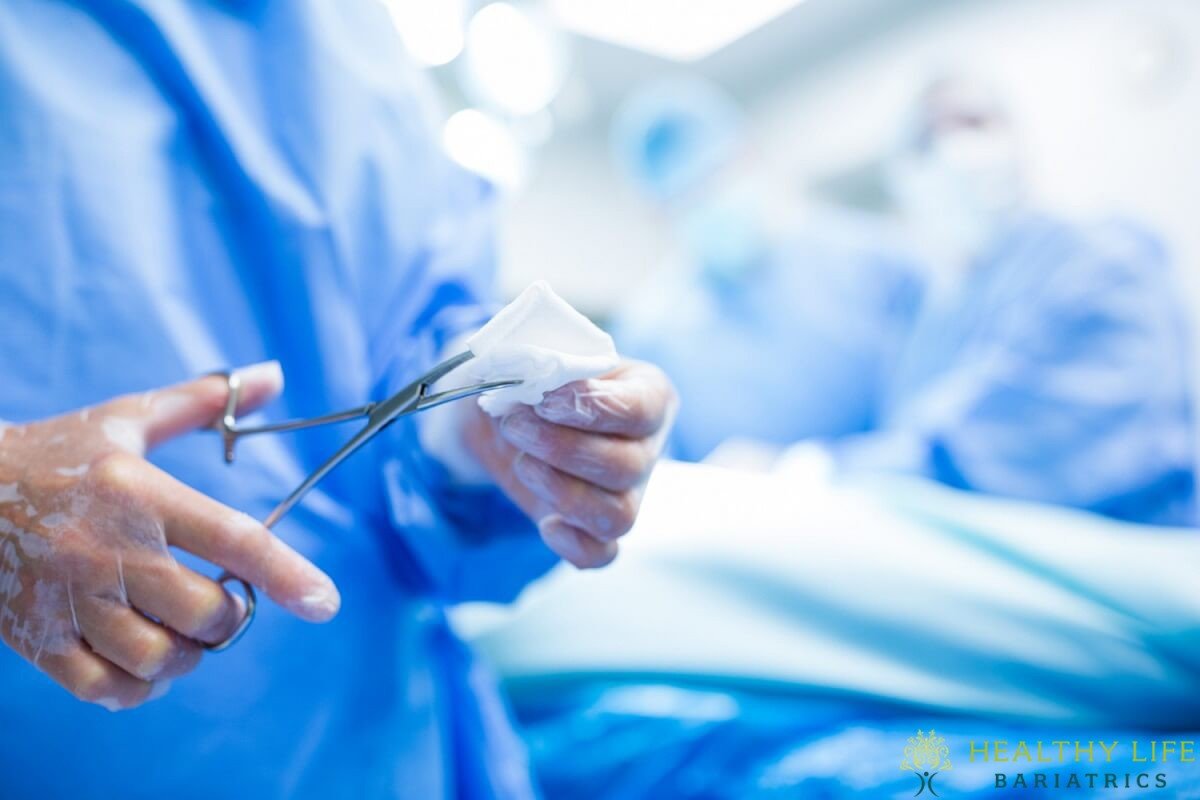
[205,350,519,651]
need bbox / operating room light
[547,0,805,62]
[442,108,528,190]
[383,0,467,67]
[462,3,566,116]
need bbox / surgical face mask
[888,129,1023,290]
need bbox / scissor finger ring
[203,572,257,652]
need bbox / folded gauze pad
[465,281,619,416]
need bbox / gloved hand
[0,363,339,711]
[465,360,677,568]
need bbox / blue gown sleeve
[838,218,1196,525]
[361,143,558,605]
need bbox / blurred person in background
[612,72,1195,526]
[834,74,1195,525]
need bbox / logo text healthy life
[970,740,1198,764]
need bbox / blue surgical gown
[837,214,1196,526]
[0,1,555,797]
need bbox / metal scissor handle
[202,352,519,651]
[203,574,256,652]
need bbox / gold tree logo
[901,729,953,796]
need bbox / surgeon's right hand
[0,363,340,711]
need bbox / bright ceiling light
[547,0,805,62]
[442,109,528,190]
[462,3,567,116]
[383,0,467,67]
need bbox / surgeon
[834,75,1196,526]
[609,77,922,461]
[0,2,673,798]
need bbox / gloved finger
[98,360,284,453]
[89,453,340,623]
[514,454,639,541]
[36,640,159,711]
[499,407,655,492]
[533,361,675,438]
[123,556,247,645]
[537,515,619,569]
[73,594,202,681]
[459,404,553,520]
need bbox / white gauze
[465,281,618,416]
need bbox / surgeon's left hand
[464,361,676,568]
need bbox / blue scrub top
[0,1,555,797]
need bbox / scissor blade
[421,349,475,384]
[417,379,522,412]
[261,352,519,529]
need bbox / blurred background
[385,0,1200,320]
[382,4,1200,794]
